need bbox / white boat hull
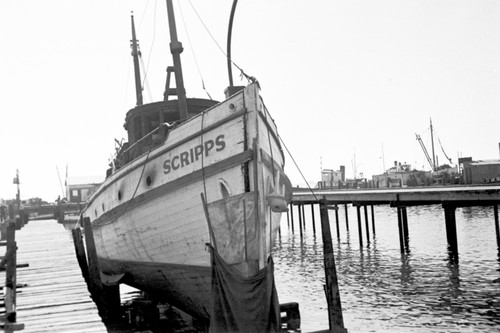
[82,84,290,320]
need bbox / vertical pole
[311,203,316,235]
[344,204,349,231]
[301,205,306,231]
[356,205,363,247]
[397,207,405,253]
[401,206,409,252]
[319,200,347,333]
[286,207,290,229]
[443,203,458,262]
[72,227,90,285]
[363,205,370,243]
[298,205,303,238]
[5,222,17,323]
[494,204,500,250]
[334,204,340,239]
[371,204,375,234]
[83,217,121,321]
[290,204,295,233]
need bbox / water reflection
[274,204,500,332]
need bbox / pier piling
[319,199,347,333]
[397,207,405,253]
[371,205,375,234]
[401,207,410,252]
[0,222,25,330]
[72,226,90,285]
[82,217,122,322]
[344,204,349,231]
[363,205,370,243]
[298,205,303,238]
[443,204,458,262]
[334,204,340,238]
[311,204,316,234]
[494,204,500,250]
[356,206,363,247]
[5,222,17,323]
[302,205,306,231]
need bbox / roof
[469,159,500,166]
[66,175,103,186]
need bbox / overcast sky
[1,0,499,201]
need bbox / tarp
[206,192,258,265]
[209,246,280,333]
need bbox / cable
[186,0,256,86]
[278,135,319,202]
[143,0,157,93]
[177,0,212,100]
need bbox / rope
[200,110,211,244]
[260,98,276,254]
[139,55,153,102]
[76,149,153,230]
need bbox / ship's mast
[430,118,436,170]
[130,13,143,106]
[165,0,188,120]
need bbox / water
[273,204,500,332]
[8,206,500,332]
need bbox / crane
[415,133,435,171]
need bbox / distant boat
[80,0,291,323]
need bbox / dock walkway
[292,184,500,206]
[1,219,109,333]
[291,185,500,259]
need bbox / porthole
[118,190,122,201]
[146,176,152,186]
[94,209,97,217]
[102,203,105,212]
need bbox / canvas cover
[209,246,280,333]
[206,192,258,265]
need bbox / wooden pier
[290,185,500,262]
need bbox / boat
[79,0,292,327]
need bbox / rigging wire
[186,0,257,86]
[278,135,319,202]
[177,0,213,100]
[139,55,153,102]
[142,0,157,99]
